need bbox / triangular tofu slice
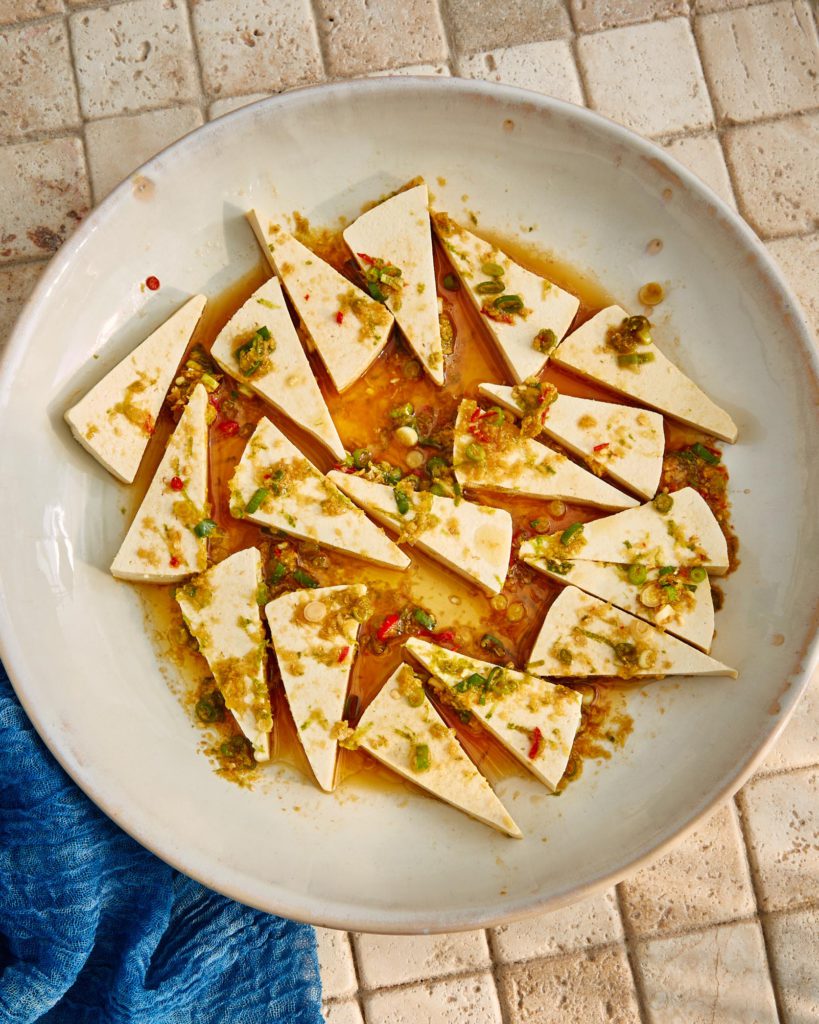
[265,584,366,792]
[65,294,207,483]
[356,663,521,837]
[551,306,737,442]
[246,212,393,392]
[111,383,209,582]
[210,277,344,461]
[229,417,409,570]
[405,637,582,792]
[176,547,272,761]
[431,212,579,383]
[454,399,637,511]
[526,586,736,678]
[520,487,728,574]
[479,382,664,501]
[343,184,443,385]
[525,560,715,651]
[327,470,512,595]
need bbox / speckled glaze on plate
[0,78,816,933]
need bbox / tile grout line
[60,6,94,209]
[306,0,331,79]
[485,928,514,1024]
[614,884,653,1023]
[346,932,370,1022]
[563,0,592,109]
[180,0,210,123]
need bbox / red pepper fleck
[169,476,184,491]
[376,613,401,643]
[145,275,160,291]
[335,310,344,325]
[209,394,221,411]
[338,646,350,663]
[528,726,543,760]
[419,628,458,648]
[593,442,609,452]
[143,416,155,436]
[470,407,484,423]
[218,419,240,437]
[303,293,310,301]
[169,555,181,568]
[357,252,374,266]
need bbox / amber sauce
[133,228,717,792]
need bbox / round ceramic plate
[1,78,817,933]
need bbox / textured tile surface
[315,928,358,1000]
[0,136,90,262]
[570,0,688,32]
[316,0,447,78]
[491,889,623,963]
[0,260,45,349]
[354,931,490,989]
[498,945,641,1023]
[85,106,203,201]
[364,973,503,1024]
[70,0,198,119]
[619,805,756,937]
[661,133,736,207]
[578,18,714,136]
[322,1000,365,1024]
[192,0,322,97]
[367,63,450,77]
[457,40,584,105]
[0,21,79,139]
[0,0,63,25]
[739,767,819,911]
[765,907,819,1024]
[441,0,571,54]
[766,235,819,340]
[725,113,819,237]
[697,1,819,124]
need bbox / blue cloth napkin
[0,665,324,1024]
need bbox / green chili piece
[617,352,654,366]
[193,518,217,538]
[382,465,403,485]
[442,273,460,291]
[481,261,505,277]
[245,487,269,515]
[413,607,437,630]
[393,487,411,516]
[692,442,720,465]
[658,566,676,576]
[429,482,447,497]
[475,280,505,295]
[414,743,430,772]
[627,563,647,585]
[614,641,637,664]
[464,442,485,463]
[268,560,287,585]
[653,492,673,514]
[557,648,573,665]
[195,696,221,723]
[390,402,414,420]
[533,328,557,353]
[560,522,584,546]
[426,456,448,478]
[689,567,707,584]
[493,294,524,314]
[291,568,319,589]
[480,633,507,659]
[662,585,680,603]
[352,447,371,469]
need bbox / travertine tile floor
[0,1,816,1021]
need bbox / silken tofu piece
[327,469,512,595]
[110,382,209,582]
[229,416,409,570]
[431,211,579,383]
[355,663,521,837]
[210,276,344,461]
[176,547,273,761]
[454,399,638,511]
[265,584,367,791]
[520,487,729,574]
[65,293,207,483]
[344,184,444,385]
[551,305,738,442]
[479,381,664,500]
[527,586,736,679]
[246,212,393,392]
[405,638,582,792]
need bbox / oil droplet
[647,238,663,255]
[662,187,673,201]
[772,633,785,647]
[638,281,665,306]
[502,118,515,132]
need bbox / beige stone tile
[693,0,769,11]
[578,18,713,138]
[0,0,63,28]
[70,0,198,119]
[696,2,819,125]
[661,133,736,208]
[315,928,357,1001]
[0,260,46,351]
[0,136,90,263]
[765,235,819,342]
[619,804,755,937]
[498,945,641,1023]
[490,889,623,963]
[363,972,502,1024]
[739,767,819,912]
[367,63,450,77]
[570,0,688,32]
[353,930,490,989]
[191,0,321,98]
[441,0,571,55]
[322,1000,364,1024]
[725,113,819,238]
[0,21,79,139]
[456,40,584,106]
[637,920,778,1024]
[85,106,203,202]
[208,93,271,120]
[765,907,819,1024]
[316,0,446,79]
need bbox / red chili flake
[419,628,458,648]
[143,416,155,436]
[357,252,374,266]
[209,394,221,411]
[303,293,310,301]
[218,419,240,437]
[376,613,401,642]
[528,726,543,760]
[335,310,344,325]
[145,275,160,291]
[337,646,350,663]
[169,476,184,491]
[169,555,181,568]
[593,442,609,452]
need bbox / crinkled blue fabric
[0,665,324,1024]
